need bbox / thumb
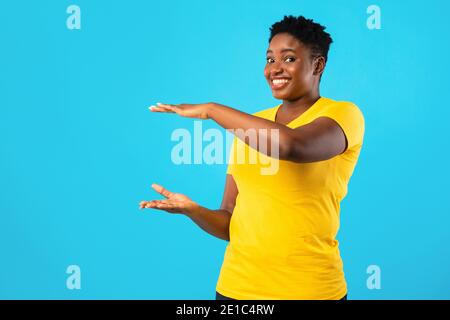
[151,183,173,199]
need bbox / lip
[269,78,291,90]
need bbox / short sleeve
[322,102,365,149]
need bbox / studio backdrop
[0,0,449,299]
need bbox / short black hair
[269,15,333,62]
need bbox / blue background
[1,0,449,299]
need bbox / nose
[268,62,284,76]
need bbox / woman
[140,15,364,300]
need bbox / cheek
[287,66,302,83]
[290,64,311,83]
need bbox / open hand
[149,102,212,119]
[139,183,198,215]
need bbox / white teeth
[272,79,289,84]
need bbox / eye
[285,56,296,62]
[266,56,296,64]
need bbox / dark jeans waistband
[216,291,348,300]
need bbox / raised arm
[207,103,346,162]
[150,102,347,163]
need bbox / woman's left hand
[149,102,213,119]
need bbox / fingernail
[156,102,162,106]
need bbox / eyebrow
[266,48,296,54]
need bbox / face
[264,32,323,100]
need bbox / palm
[167,191,191,202]
[149,103,209,119]
[139,183,196,214]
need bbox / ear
[313,56,326,77]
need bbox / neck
[282,89,321,110]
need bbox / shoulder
[319,97,365,149]
[322,98,365,122]
[251,104,280,119]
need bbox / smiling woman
[140,15,364,300]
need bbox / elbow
[219,229,230,242]
[278,134,305,162]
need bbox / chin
[271,91,290,100]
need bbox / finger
[143,200,164,208]
[140,201,156,209]
[139,201,151,209]
[140,199,156,205]
[144,201,158,209]
[149,105,175,113]
[159,199,183,207]
[151,183,173,198]
[157,103,182,113]
[156,202,173,208]
[158,199,183,207]
[156,102,176,107]
[154,203,176,211]
[157,201,182,212]
[145,200,180,213]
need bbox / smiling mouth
[270,78,291,90]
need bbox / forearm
[185,203,232,241]
[207,103,297,160]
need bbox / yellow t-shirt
[216,97,365,300]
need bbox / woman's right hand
[139,183,198,215]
